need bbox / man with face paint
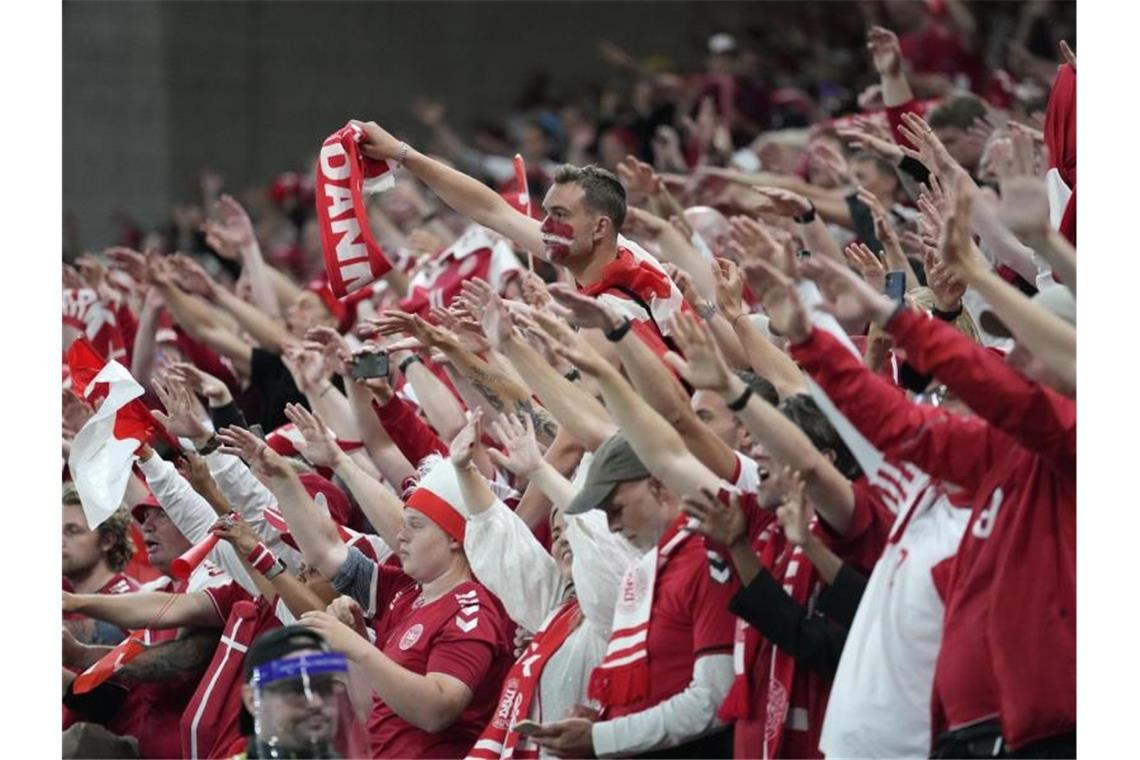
[352,120,690,358]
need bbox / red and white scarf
[468,600,583,760]
[718,505,818,759]
[588,516,691,709]
[315,122,394,297]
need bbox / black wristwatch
[931,303,963,322]
[197,434,221,456]
[398,355,422,375]
[605,318,634,342]
[793,203,817,225]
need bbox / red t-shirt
[603,532,738,720]
[180,582,281,760]
[366,565,514,758]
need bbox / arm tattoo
[117,628,219,685]
[515,399,560,444]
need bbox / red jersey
[180,582,282,759]
[400,225,522,316]
[603,531,737,720]
[366,564,514,758]
[794,315,1075,749]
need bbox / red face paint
[540,216,575,260]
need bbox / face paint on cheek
[541,217,575,259]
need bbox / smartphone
[512,720,543,737]
[351,351,389,380]
[884,270,906,303]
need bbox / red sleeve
[373,395,449,465]
[114,302,139,360]
[425,636,495,689]
[204,581,250,624]
[884,98,927,152]
[885,309,1076,471]
[790,326,999,491]
[374,563,418,617]
[818,479,894,574]
[690,540,740,657]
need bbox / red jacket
[790,313,1075,750]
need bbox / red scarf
[315,123,394,297]
[468,600,582,760]
[588,515,691,708]
[718,500,818,759]
[579,247,674,303]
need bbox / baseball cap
[979,285,1075,339]
[243,626,329,683]
[130,491,162,524]
[565,434,651,515]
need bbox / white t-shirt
[820,462,970,759]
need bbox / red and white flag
[66,338,157,529]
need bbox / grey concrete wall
[63,0,772,250]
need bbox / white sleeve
[137,455,260,597]
[204,451,304,571]
[567,510,641,639]
[590,654,735,757]
[463,500,566,633]
[488,239,524,293]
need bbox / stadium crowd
[61,1,1076,757]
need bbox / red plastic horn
[171,534,220,580]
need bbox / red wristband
[245,542,278,575]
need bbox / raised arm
[666,308,855,535]
[354,120,545,259]
[550,285,741,481]
[217,425,350,580]
[63,589,221,632]
[204,195,281,318]
[546,316,722,499]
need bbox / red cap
[130,491,162,524]
[305,278,357,333]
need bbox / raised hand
[663,311,734,392]
[663,262,700,308]
[799,255,896,326]
[808,142,855,189]
[180,451,231,513]
[897,112,964,181]
[169,253,217,299]
[350,119,405,163]
[449,408,483,470]
[519,271,553,310]
[151,372,211,439]
[536,311,613,378]
[217,425,292,479]
[938,175,984,276]
[741,259,812,342]
[210,513,259,557]
[682,486,748,548]
[487,413,543,478]
[461,278,516,351]
[843,242,887,292]
[281,345,333,396]
[924,250,967,312]
[617,155,663,200]
[866,25,902,77]
[105,247,150,285]
[63,388,93,433]
[304,326,354,377]
[711,257,745,322]
[283,403,343,469]
[773,467,812,547]
[213,195,256,249]
[547,284,624,332]
[997,176,1050,238]
[728,215,783,266]
[750,186,813,219]
[836,124,904,164]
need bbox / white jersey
[819,460,970,759]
